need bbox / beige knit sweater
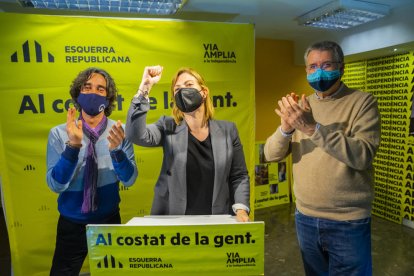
[264,84,381,221]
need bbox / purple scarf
[80,115,108,213]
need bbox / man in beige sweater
[264,41,380,275]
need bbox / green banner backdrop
[0,13,255,275]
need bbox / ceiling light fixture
[19,0,187,15]
[297,0,390,30]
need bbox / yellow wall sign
[254,141,291,209]
[343,52,414,226]
[87,217,264,275]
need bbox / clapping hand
[275,93,316,136]
[107,120,125,150]
[66,107,83,145]
[274,92,299,133]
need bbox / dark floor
[255,204,414,276]
[1,204,414,275]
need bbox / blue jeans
[295,209,372,276]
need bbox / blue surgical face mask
[307,68,341,92]
[77,93,109,116]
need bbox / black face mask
[174,88,203,113]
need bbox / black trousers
[50,212,121,276]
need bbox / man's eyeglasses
[306,61,340,72]
[81,84,107,94]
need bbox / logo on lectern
[97,254,123,269]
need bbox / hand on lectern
[236,209,250,222]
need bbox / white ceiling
[1,0,414,62]
[181,0,413,41]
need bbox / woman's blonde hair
[171,67,214,126]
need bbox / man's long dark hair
[70,67,117,116]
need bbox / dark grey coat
[126,95,250,215]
